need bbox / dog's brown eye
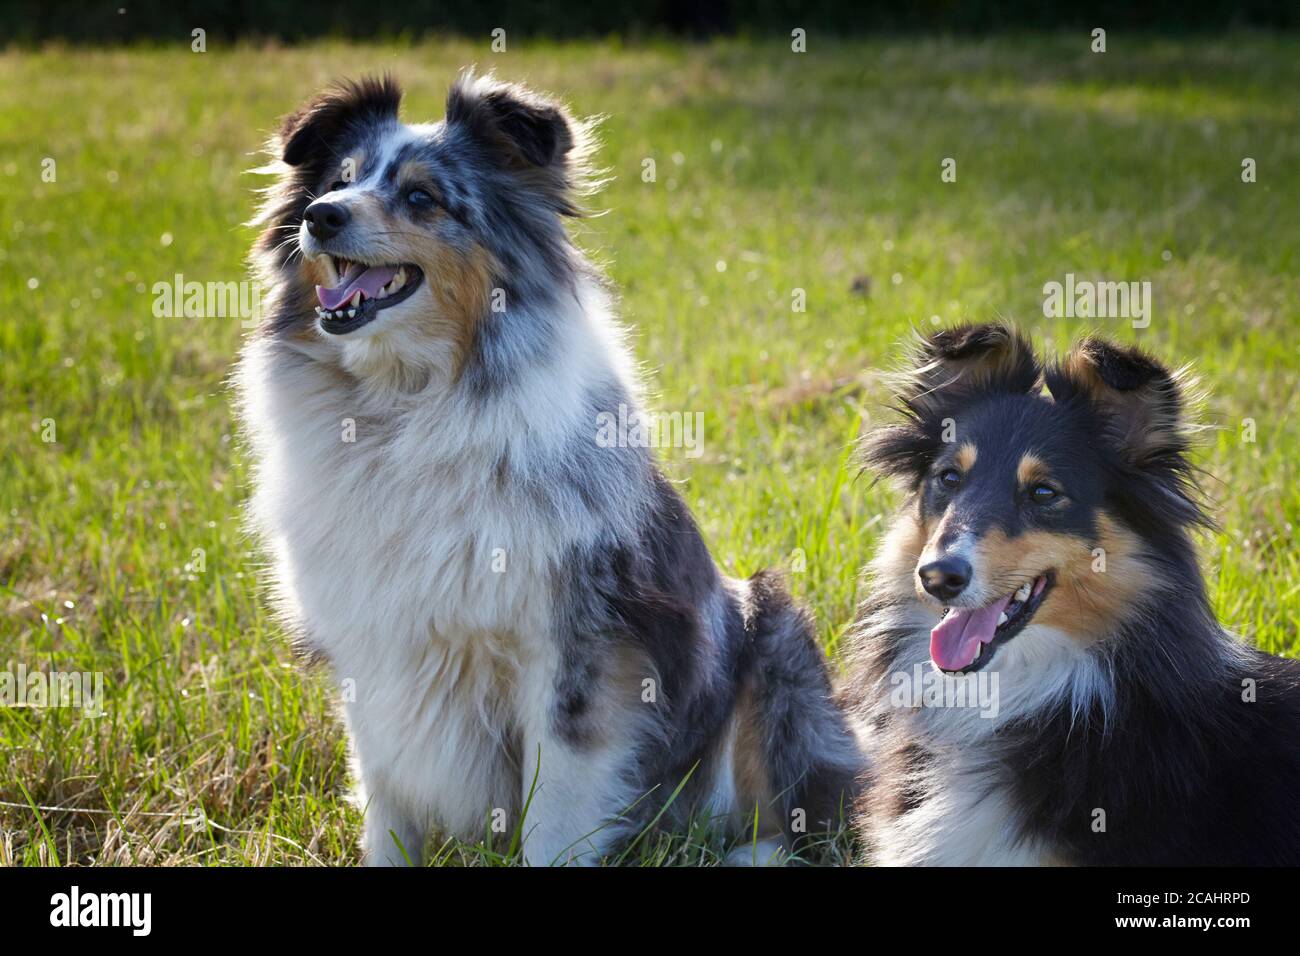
[938,468,962,489]
[407,189,435,207]
[1030,483,1058,503]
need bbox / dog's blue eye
[407,189,435,207]
[938,468,962,489]
[1031,484,1058,503]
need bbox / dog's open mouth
[314,257,423,335]
[929,573,1053,674]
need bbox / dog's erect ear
[280,75,403,167]
[1047,337,1210,534]
[860,323,1040,481]
[1047,337,1195,467]
[446,72,576,169]
[890,322,1041,418]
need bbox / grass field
[2,33,1298,866]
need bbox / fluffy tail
[742,570,865,846]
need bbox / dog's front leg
[517,714,638,867]
[518,739,632,866]
[359,784,426,867]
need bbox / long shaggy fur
[843,322,1300,866]
[235,71,861,866]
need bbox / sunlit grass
[1,33,1297,865]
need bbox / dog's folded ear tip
[280,134,309,167]
[446,73,577,167]
[1065,337,1174,394]
[274,74,404,169]
[920,320,1028,360]
[876,322,1041,421]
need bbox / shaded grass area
[1,34,1297,864]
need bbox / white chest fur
[869,746,1053,866]
[234,288,649,848]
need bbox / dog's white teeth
[1015,583,1031,602]
[349,291,363,307]
[997,612,1009,627]
[347,308,357,318]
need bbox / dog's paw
[724,838,787,867]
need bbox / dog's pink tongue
[929,594,1013,671]
[315,263,398,310]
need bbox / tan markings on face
[1032,513,1151,642]
[883,506,931,602]
[422,240,496,372]
[395,159,431,190]
[918,507,965,571]
[972,514,1151,645]
[302,255,331,289]
[278,277,329,344]
[956,443,978,472]
[286,258,335,343]
[1016,452,1049,487]
[308,184,496,365]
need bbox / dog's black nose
[304,201,350,241]
[919,558,972,601]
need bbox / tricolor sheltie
[843,323,1300,865]
[234,72,860,865]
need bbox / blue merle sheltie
[233,72,861,865]
[842,322,1300,865]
